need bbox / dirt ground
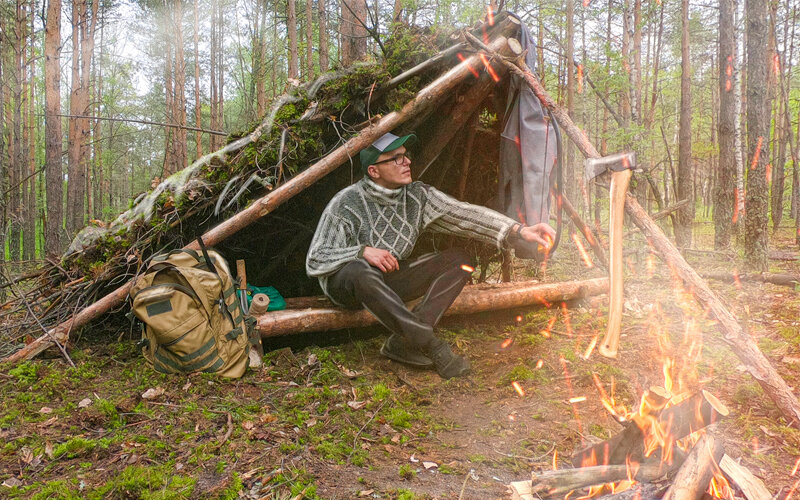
[1,224,799,499]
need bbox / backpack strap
[196,237,237,326]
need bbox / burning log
[528,458,684,496]
[718,454,772,500]
[596,483,668,500]
[662,432,724,500]
[257,277,608,337]
[572,390,729,467]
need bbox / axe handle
[599,168,632,358]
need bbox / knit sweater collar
[359,177,404,205]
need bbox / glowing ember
[540,316,557,338]
[553,450,559,470]
[486,6,494,25]
[646,252,656,278]
[511,381,525,397]
[786,479,800,500]
[561,303,573,336]
[460,264,474,273]
[535,359,544,369]
[508,414,515,421]
[582,332,599,360]
[572,233,594,268]
[478,53,501,82]
[751,136,763,170]
[500,338,513,349]
[516,315,523,323]
[456,53,480,79]
[569,396,587,403]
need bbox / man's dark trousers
[326,248,473,349]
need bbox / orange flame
[456,53,480,79]
[572,233,594,268]
[511,381,525,396]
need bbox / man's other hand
[520,223,557,251]
[362,246,400,273]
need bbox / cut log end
[508,37,523,55]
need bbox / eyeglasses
[373,152,411,166]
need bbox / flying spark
[577,64,584,93]
[486,6,495,25]
[456,53,480,79]
[767,163,773,184]
[512,381,525,396]
[572,233,594,268]
[792,456,800,476]
[536,359,544,369]
[461,264,475,273]
[540,316,557,338]
[569,396,587,403]
[479,53,501,82]
[501,338,513,349]
[561,302,573,337]
[751,136,763,170]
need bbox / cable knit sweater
[306,177,518,298]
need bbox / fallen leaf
[306,418,317,428]
[2,478,22,488]
[307,353,319,366]
[78,398,92,408]
[391,434,401,444]
[409,454,419,463]
[141,387,165,400]
[19,447,34,465]
[338,364,359,378]
[38,416,58,427]
[259,413,277,424]
[242,421,254,431]
[358,489,374,496]
[423,461,438,470]
[39,407,53,414]
[182,381,192,391]
[44,442,54,459]
[347,401,367,410]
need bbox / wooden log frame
[463,31,800,425]
[4,27,519,364]
[257,277,608,337]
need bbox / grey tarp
[498,14,560,259]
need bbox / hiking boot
[425,338,471,379]
[380,334,433,367]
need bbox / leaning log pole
[465,32,800,424]
[4,28,518,365]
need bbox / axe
[585,152,636,358]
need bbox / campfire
[508,298,779,500]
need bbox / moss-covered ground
[1,223,798,499]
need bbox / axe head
[584,152,637,181]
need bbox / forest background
[0,0,792,271]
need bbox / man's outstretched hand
[519,223,556,251]
[362,246,399,273]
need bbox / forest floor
[1,222,800,499]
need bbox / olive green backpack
[129,243,253,378]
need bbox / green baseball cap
[360,132,417,174]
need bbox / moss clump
[52,437,110,460]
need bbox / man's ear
[367,165,380,180]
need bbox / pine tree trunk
[194,0,202,158]
[10,0,23,260]
[173,0,187,172]
[305,0,313,79]
[93,15,104,220]
[255,1,267,116]
[676,0,693,248]
[216,1,224,139]
[22,2,34,261]
[745,0,771,269]
[163,19,174,176]
[0,12,8,268]
[288,0,299,79]
[565,0,575,205]
[318,0,329,72]
[715,0,736,250]
[340,0,367,66]
[210,0,218,151]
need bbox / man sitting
[306,132,555,378]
